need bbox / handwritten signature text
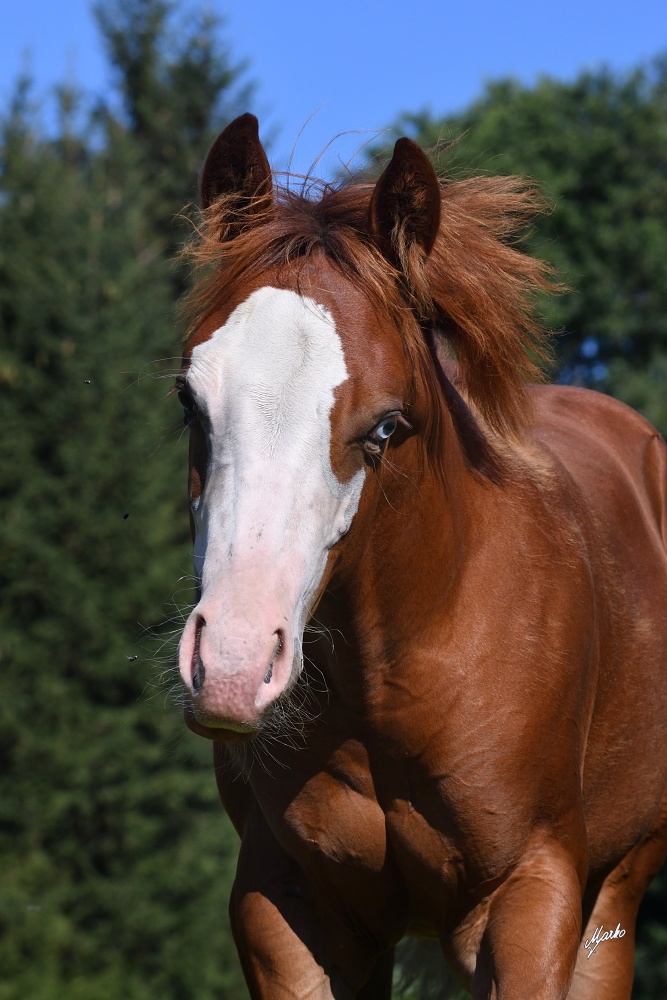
[584,923,626,959]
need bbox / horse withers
[175,114,667,999]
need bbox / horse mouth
[183,704,258,743]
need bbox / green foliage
[0,3,250,997]
[635,868,667,1000]
[392,940,467,1000]
[371,60,667,434]
[95,0,252,268]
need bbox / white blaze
[186,286,364,687]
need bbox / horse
[174,113,667,999]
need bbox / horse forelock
[181,170,555,484]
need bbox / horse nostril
[192,616,206,693]
[264,631,284,684]
[192,652,205,692]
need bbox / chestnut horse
[175,114,667,999]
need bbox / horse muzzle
[178,604,296,733]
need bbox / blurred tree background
[0,1,250,997]
[0,1,665,996]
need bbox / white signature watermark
[584,923,626,958]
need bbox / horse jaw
[177,286,364,733]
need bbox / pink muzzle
[178,594,296,731]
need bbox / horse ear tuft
[200,113,272,228]
[368,138,441,275]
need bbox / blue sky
[3,0,666,177]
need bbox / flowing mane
[183,169,554,441]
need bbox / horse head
[177,115,442,737]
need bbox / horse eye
[373,416,398,440]
[366,414,399,452]
[177,387,198,425]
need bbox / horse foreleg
[230,876,338,1000]
[470,841,583,1000]
[230,808,386,1000]
[567,799,667,1000]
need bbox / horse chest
[256,748,389,877]
[251,750,468,936]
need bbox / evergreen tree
[96,0,253,275]
[0,3,252,997]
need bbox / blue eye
[366,414,399,452]
[373,417,398,441]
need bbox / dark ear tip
[392,137,436,172]
[393,137,421,155]
[229,113,260,136]
[369,134,441,260]
[200,113,271,213]
[208,113,260,153]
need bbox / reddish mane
[182,171,554,442]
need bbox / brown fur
[176,118,667,1000]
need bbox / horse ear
[200,113,272,219]
[368,138,441,269]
